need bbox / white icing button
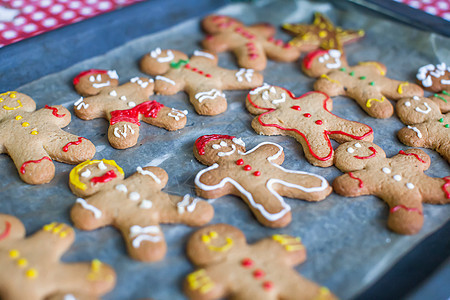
[128,101,136,107]
[354,143,362,148]
[219,141,227,147]
[404,101,411,107]
[89,76,95,82]
[129,192,140,201]
[406,182,414,189]
[382,167,391,174]
[109,90,117,97]
[393,175,402,181]
[413,96,420,101]
[347,147,355,153]
[139,199,153,209]
[120,95,127,101]
[96,74,102,81]
[115,184,127,193]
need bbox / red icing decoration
[241,258,253,268]
[315,120,323,125]
[0,221,11,241]
[206,74,212,78]
[398,150,426,163]
[390,205,423,215]
[303,113,311,118]
[62,137,85,152]
[90,170,117,184]
[348,172,364,188]
[253,269,265,279]
[291,106,301,111]
[185,64,212,78]
[303,49,330,69]
[263,281,273,291]
[73,69,108,86]
[44,105,66,118]
[244,165,252,171]
[253,171,261,176]
[236,159,244,165]
[443,176,450,199]
[195,134,235,155]
[247,89,373,161]
[20,157,52,174]
[354,147,377,160]
[110,100,163,126]
[283,44,292,49]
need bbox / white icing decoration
[128,101,136,107]
[271,93,286,105]
[212,144,221,149]
[150,47,161,58]
[92,81,110,88]
[325,49,342,69]
[404,101,411,107]
[413,96,420,101]
[74,97,89,110]
[63,294,77,300]
[218,144,236,157]
[232,138,245,147]
[194,89,225,103]
[415,102,431,114]
[109,90,117,97]
[406,182,414,189]
[441,79,450,85]
[249,83,270,95]
[81,169,91,178]
[115,184,127,193]
[437,63,446,70]
[393,175,402,181]
[156,50,174,63]
[136,166,161,184]
[156,75,176,85]
[139,199,153,209]
[98,161,107,170]
[168,108,188,121]
[219,141,227,147]
[114,124,134,138]
[354,143,362,148]
[129,192,140,201]
[422,75,432,87]
[76,198,102,219]
[262,91,269,100]
[382,167,391,174]
[177,194,200,214]
[269,86,276,94]
[195,142,329,222]
[407,125,423,138]
[235,68,254,82]
[89,76,95,82]
[120,95,127,101]
[130,77,150,88]
[107,70,119,79]
[130,225,161,248]
[318,57,324,63]
[347,147,355,153]
[96,74,102,81]
[193,50,215,60]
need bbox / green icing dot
[438,118,444,123]
[339,67,346,71]
[359,76,366,80]
[369,81,375,86]
[445,124,449,128]
[349,71,355,76]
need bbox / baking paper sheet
[1,0,449,299]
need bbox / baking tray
[0,0,449,299]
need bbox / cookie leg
[280,274,337,300]
[187,86,227,116]
[108,122,140,149]
[421,177,450,205]
[295,131,335,167]
[397,124,428,148]
[232,44,267,71]
[386,195,424,235]
[70,198,112,231]
[353,90,394,118]
[121,224,167,262]
[43,132,95,164]
[430,92,450,113]
[142,105,187,131]
[327,117,374,143]
[385,80,423,100]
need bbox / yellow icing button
[91,259,102,272]
[43,222,56,231]
[59,231,68,238]
[21,122,29,127]
[26,268,38,279]
[52,224,64,233]
[201,234,210,244]
[319,30,327,38]
[9,249,20,258]
[17,258,28,267]
[31,130,39,135]
[15,115,22,120]
[199,282,214,294]
[209,231,218,238]
[10,93,16,98]
[0,98,3,102]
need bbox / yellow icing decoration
[320,74,342,86]
[319,30,327,38]
[358,62,386,76]
[52,224,64,233]
[69,159,124,191]
[26,268,38,279]
[201,231,234,252]
[15,115,22,120]
[59,231,68,238]
[201,235,210,243]
[3,99,23,110]
[31,130,38,135]
[272,234,304,251]
[397,82,409,94]
[314,287,331,300]
[10,93,16,98]
[366,96,386,108]
[17,258,28,267]
[9,249,20,258]
[209,231,218,238]
[187,269,214,294]
[43,222,56,231]
[285,244,305,252]
[87,259,103,280]
[21,122,29,127]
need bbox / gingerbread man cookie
[201,15,301,71]
[73,69,187,149]
[396,96,450,162]
[0,91,95,184]
[140,48,263,115]
[0,213,116,299]
[246,85,373,167]
[69,159,214,262]
[306,49,424,118]
[416,63,450,113]
[282,12,365,51]
[193,135,331,228]
[184,224,336,300]
[333,141,450,235]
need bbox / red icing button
[263,281,273,291]
[253,269,265,279]
[253,171,261,176]
[291,105,301,111]
[192,68,198,71]
[236,159,244,165]
[303,113,311,117]
[244,165,252,171]
[199,71,204,75]
[185,64,191,68]
[315,120,323,125]
[241,258,253,268]
[206,74,212,78]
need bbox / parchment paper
[0,0,449,299]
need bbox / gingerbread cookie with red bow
[416,63,450,113]
[0,91,95,184]
[0,213,116,300]
[333,141,450,235]
[201,15,301,71]
[304,49,424,118]
[140,48,263,115]
[184,224,336,300]
[193,135,331,228]
[246,84,373,167]
[69,159,214,262]
[73,69,187,149]
[396,96,450,162]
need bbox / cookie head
[194,134,246,165]
[302,49,347,78]
[140,48,188,76]
[69,159,125,197]
[0,91,36,117]
[186,224,246,266]
[202,15,242,34]
[335,141,385,172]
[73,69,119,96]
[248,84,291,110]
[416,63,450,93]
[396,96,441,124]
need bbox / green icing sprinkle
[339,67,346,71]
[434,93,448,103]
[359,76,366,80]
[443,90,449,96]
[349,71,355,76]
[170,59,189,69]
[369,81,375,86]
[438,118,444,123]
[445,124,449,128]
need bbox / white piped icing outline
[415,102,431,114]
[76,198,102,219]
[136,166,161,184]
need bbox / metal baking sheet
[0,0,449,299]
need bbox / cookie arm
[141,105,187,131]
[0,213,26,243]
[43,131,96,164]
[120,223,167,262]
[421,176,450,205]
[219,68,264,90]
[254,235,306,266]
[163,194,214,226]
[326,116,374,143]
[194,164,234,199]
[33,105,71,128]
[70,196,113,231]
[383,192,424,235]
[392,148,431,171]
[247,142,285,165]
[73,94,108,120]
[380,78,423,100]
[184,266,229,300]
[26,222,75,258]
[261,38,301,62]
[185,85,227,116]
[154,74,185,95]
[333,172,371,197]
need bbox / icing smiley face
[396,96,442,124]
[335,141,385,172]
[302,49,347,78]
[250,83,287,107]
[0,91,36,116]
[73,69,119,97]
[194,134,246,165]
[201,230,234,252]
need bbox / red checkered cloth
[395,0,450,20]
[0,0,144,47]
